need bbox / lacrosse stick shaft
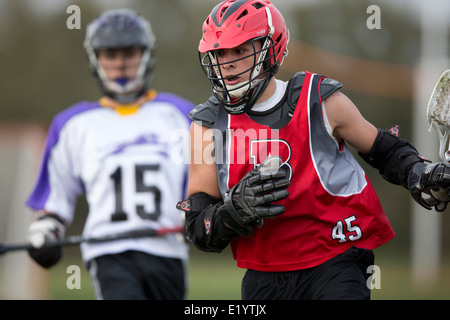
[0,226,183,256]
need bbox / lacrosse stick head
[427,69,450,162]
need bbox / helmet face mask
[199,36,277,115]
[84,9,156,104]
[198,0,289,115]
[95,46,151,100]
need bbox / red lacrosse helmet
[198,0,289,115]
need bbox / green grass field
[47,245,450,300]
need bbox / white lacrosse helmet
[84,9,156,103]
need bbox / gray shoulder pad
[286,72,342,104]
[188,95,220,128]
[287,72,306,106]
[320,77,343,100]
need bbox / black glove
[27,214,66,268]
[218,156,290,236]
[408,162,450,212]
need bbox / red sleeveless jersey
[215,72,395,271]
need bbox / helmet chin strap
[107,89,145,104]
[226,79,263,99]
[100,76,145,104]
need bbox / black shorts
[88,250,186,300]
[241,246,374,300]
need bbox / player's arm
[179,122,235,253]
[26,211,67,268]
[325,90,423,186]
[178,122,290,252]
[326,91,450,211]
[25,112,80,267]
[187,122,221,198]
[325,90,378,154]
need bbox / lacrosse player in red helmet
[25,9,194,299]
[177,0,450,299]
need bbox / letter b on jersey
[250,139,292,180]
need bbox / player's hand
[27,214,66,248]
[218,156,290,236]
[27,214,66,268]
[409,162,450,212]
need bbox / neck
[256,77,277,104]
[99,90,157,115]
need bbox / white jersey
[26,92,193,264]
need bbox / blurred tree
[0,1,97,121]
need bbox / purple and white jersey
[26,92,193,263]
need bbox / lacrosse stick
[427,69,450,162]
[0,226,184,256]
